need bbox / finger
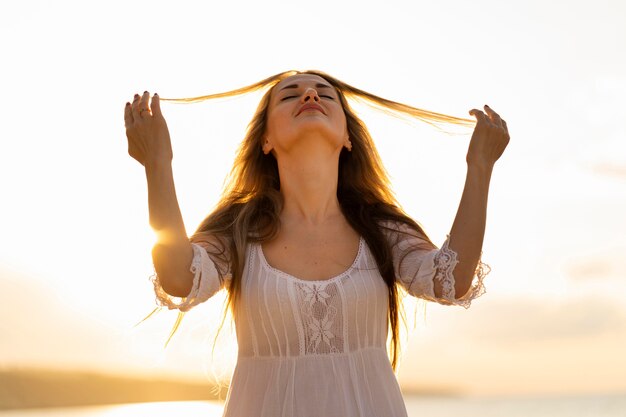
[124,102,133,128]
[138,91,152,118]
[139,91,150,113]
[469,108,487,124]
[502,119,510,137]
[131,93,141,118]
[151,93,162,118]
[484,105,503,127]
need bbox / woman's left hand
[466,105,510,170]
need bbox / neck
[276,146,343,226]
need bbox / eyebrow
[278,83,333,92]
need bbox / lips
[297,103,325,116]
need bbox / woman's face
[263,74,349,156]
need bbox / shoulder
[190,233,233,269]
[377,218,423,238]
[192,233,230,251]
[377,218,435,250]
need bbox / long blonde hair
[161,70,473,374]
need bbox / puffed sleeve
[150,240,232,312]
[382,221,489,308]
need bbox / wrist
[466,161,494,177]
[145,157,173,173]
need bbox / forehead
[273,74,335,93]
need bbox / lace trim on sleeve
[150,243,222,312]
[434,236,490,309]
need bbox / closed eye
[280,94,334,101]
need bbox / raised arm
[442,105,509,299]
[124,91,194,298]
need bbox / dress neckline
[257,237,364,284]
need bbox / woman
[123,70,509,417]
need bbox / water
[1,394,625,417]
[404,394,626,417]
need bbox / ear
[344,135,352,152]
[262,137,273,155]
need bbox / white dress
[152,222,488,417]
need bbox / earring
[345,140,352,151]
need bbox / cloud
[592,163,626,180]
[567,257,615,282]
[565,251,626,282]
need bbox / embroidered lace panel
[294,281,344,355]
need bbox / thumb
[151,93,163,118]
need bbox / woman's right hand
[124,91,173,167]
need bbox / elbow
[152,243,194,298]
[450,255,481,299]
[433,267,473,300]
[454,281,472,300]
[452,268,474,300]
[158,272,192,298]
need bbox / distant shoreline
[0,368,228,411]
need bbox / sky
[1,0,625,397]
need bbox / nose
[301,88,320,103]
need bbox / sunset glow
[1,0,625,404]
